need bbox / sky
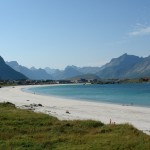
[0,0,150,69]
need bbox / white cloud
[129,25,150,36]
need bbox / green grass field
[0,102,150,150]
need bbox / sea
[24,83,150,108]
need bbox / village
[0,77,150,87]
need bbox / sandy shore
[0,85,150,135]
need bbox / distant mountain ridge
[96,54,143,78]
[125,55,150,78]
[44,65,102,80]
[5,54,150,80]
[6,61,53,80]
[0,56,27,80]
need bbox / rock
[30,103,38,107]
[38,104,43,107]
[66,110,70,114]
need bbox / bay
[25,83,150,107]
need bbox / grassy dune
[0,102,150,150]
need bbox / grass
[0,102,150,150]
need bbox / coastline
[0,85,150,135]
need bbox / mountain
[125,56,150,78]
[45,54,150,80]
[30,67,37,71]
[44,67,59,74]
[96,54,150,79]
[62,66,83,79]
[0,56,27,80]
[77,67,102,74]
[5,53,150,80]
[44,66,101,80]
[47,66,83,80]
[45,66,84,80]
[44,67,64,80]
[44,67,62,79]
[6,61,53,80]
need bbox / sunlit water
[24,83,150,107]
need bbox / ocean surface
[25,83,150,107]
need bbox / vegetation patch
[0,102,150,150]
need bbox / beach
[0,85,150,135]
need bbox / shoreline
[24,83,150,109]
[0,85,150,135]
[22,84,150,109]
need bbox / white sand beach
[0,85,150,135]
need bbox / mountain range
[96,54,150,78]
[6,61,52,80]
[1,53,150,80]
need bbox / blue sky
[0,0,150,69]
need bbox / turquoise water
[25,83,150,107]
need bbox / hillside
[96,54,150,79]
[125,56,150,78]
[0,56,27,80]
